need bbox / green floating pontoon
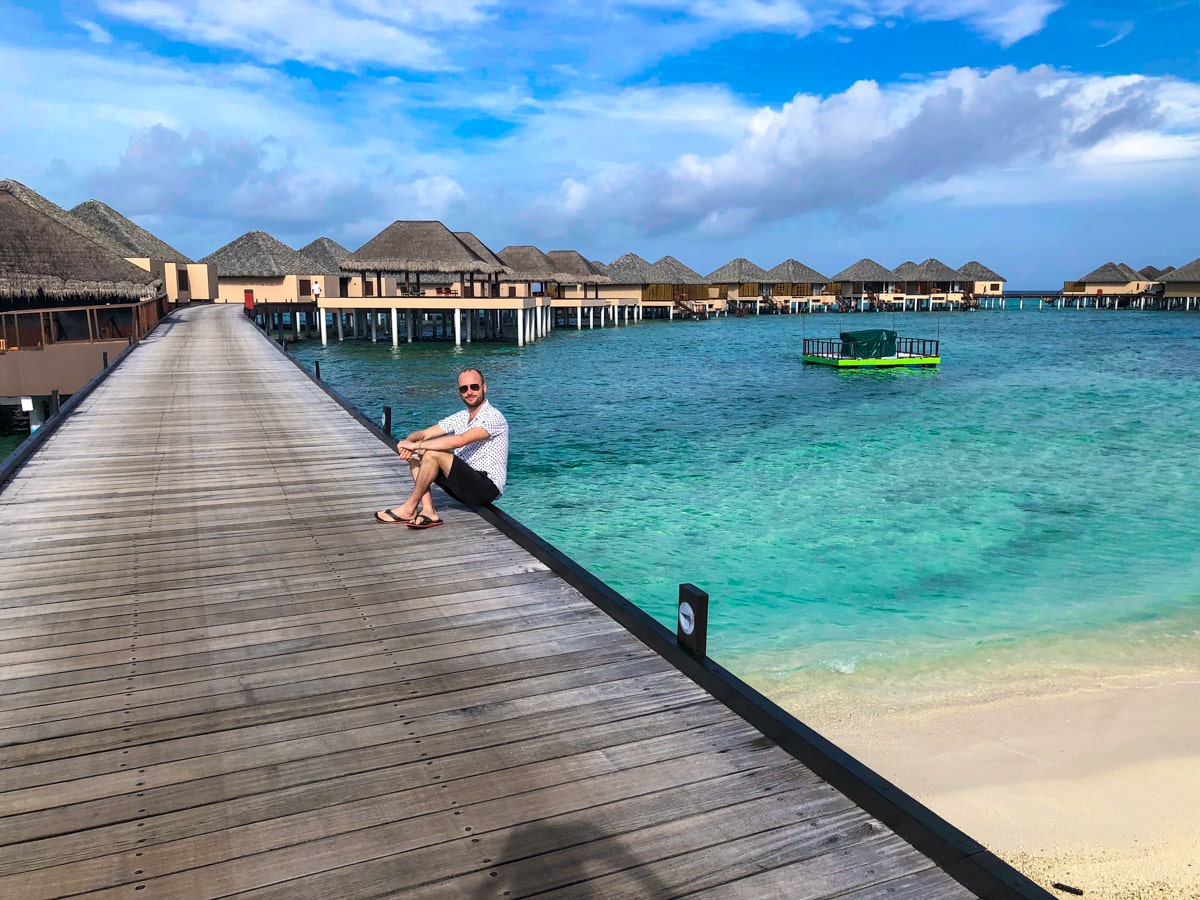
[802,329,940,368]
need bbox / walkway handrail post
[383,405,393,436]
[677,583,709,658]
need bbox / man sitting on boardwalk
[375,368,509,529]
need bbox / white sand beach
[772,667,1200,899]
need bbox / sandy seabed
[752,660,1200,899]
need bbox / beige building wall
[1064,279,1152,296]
[184,263,218,301]
[1163,282,1200,298]
[966,279,1005,296]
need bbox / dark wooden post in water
[677,583,709,659]
[382,406,392,436]
[102,352,109,368]
[314,360,321,381]
[49,390,60,416]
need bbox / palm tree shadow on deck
[466,816,674,899]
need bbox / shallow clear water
[291,310,1200,702]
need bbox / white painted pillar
[406,311,414,343]
[454,307,462,346]
[391,308,399,347]
[466,309,473,343]
[319,310,328,346]
[517,308,525,346]
[370,310,377,342]
[293,310,301,340]
[577,304,583,330]
[588,308,594,329]
[336,310,344,341]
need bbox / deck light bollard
[677,583,709,659]
[383,405,393,436]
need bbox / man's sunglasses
[458,383,482,394]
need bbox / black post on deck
[314,360,321,381]
[49,390,60,416]
[102,352,109,369]
[383,406,393,436]
[677,583,709,659]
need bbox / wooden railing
[803,336,940,359]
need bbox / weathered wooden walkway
[0,305,1037,898]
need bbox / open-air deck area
[0,304,1051,898]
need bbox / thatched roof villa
[546,250,611,315]
[497,245,569,291]
[1,180,166,400]
[1063,261,1152,297]
[828,258,899,306]
[201,230,336,306]
[764,259,829,310]
[342,220,505,301]
[957,261,1006,298]
[1159,258,1200,304]
[596,253,661,318]
[70,199,217,303]
[298,237,351,274]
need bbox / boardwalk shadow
[469,816,672,899]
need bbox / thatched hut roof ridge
[497,245,571,282]
[1139,265,1163,280]
[1078,261,1141,283]
[957,261,1005,282]
[547,250,611,283]
[1159,258,1200,282]
[344,221,503,274]
[0,178,130,259]
[829,259,899,282]
[649,255,706,285]
[201,231,335,278]
[454,232,509,271]
[0,187,161,302]
[70,199,191,264]
[605,253,655,283]
[298,237,351,274]
[706,257,768,284]
[765,259,828,283]
[893,261,920,280]
[912,258,963,282]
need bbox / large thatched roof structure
[0,179,129,259]
[1159,259,1200,282]
[957,261,1005,282]
[910,258,962,282]
[1078,261,1143,283]
[649,256,706,285]
[454,232,508,271]
[201,231,335,278]
[589,260,609,275]
[497,245,571,282]
[547,250,611,283]
[605,253,655,284]
[829,259,899,282]
[893,261,920,280]
[70,199,191,264]
[343,221,504,275]
[706,258,768,284]
[0,185,161,302]
[298,237,351,273]
[765,259,827,283]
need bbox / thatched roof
[497,245,571,282]
[546,250,611,283]
[201,231,335,278]
[0,187,161,301]
[454,232,508,271]
[1078,261,1142,284]
[764,259,827,283]
[590,260,609,275]
[298,237,351,273]
[649,255,706,285]
[605,253,656,284]
[70,199,191,264]
[706,258,768,284]
[829,259,899,282]
[1138,265,1162,280]
[344,221,503,275]
[911,258,963,282]
[1160,259,1200,282]
[0,178,132,259]
[892,261,920,280]
[957,261,1005,282]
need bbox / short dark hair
[458,368,484,384]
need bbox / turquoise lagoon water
[290,311,1200,707]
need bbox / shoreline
[746,661,1200,899]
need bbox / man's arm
[402,426,489,455]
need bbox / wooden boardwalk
[0,305,1029,898]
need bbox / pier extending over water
[0,305,1049,898]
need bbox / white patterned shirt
[438,401,509,495]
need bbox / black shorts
[435,456,500,507]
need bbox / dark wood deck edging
[0,339,139,491]
[258,327,1053,900]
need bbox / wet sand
[774,668,1200,899]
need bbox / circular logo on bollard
[678,601,695,635]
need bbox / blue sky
[1,1,1198,286]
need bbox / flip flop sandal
[375,509,415,524]
[406,514,444,529]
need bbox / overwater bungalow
[1062,262,1157,308]
[649,255,711,319]
[70,199,217,304]
[763,259,830,313]
[957,261,1006,307]
[827,259,900,311]
[1,181,166,426]
[338,221,525,347]
[497,245,567,332]
[706,258,769,315]
[1159,258,1200,310]
[895,258,964,311]
[545,250,613,328]
[298,237,362,299]
[599,252,660,317]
